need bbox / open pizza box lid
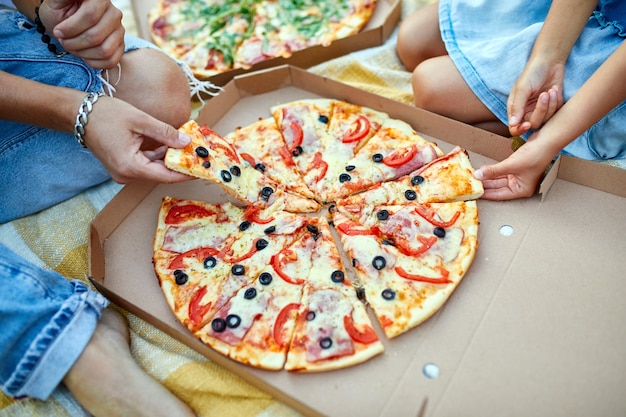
[89,66,626,417]
[130,0,401,87]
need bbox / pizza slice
[318,118,443,202]
[193,219,318,370]
[166,120,320,213]
[285,216,384,372]
[336,146,484,208]
[332,201,479,338]
[223,117,316,200]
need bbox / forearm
[531,0,599,63]
[534,41,626,156]
[0,71,84,133]
[11,0,39,21]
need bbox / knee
[411,62,439,111]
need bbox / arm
[507,0,599,136]
[475,41,626,200]
[12,0,125,69]
[0,70,191,184]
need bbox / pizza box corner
[89,66,626,417]
[130,0,401,87]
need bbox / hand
[40,0,125,69]
[473,134,556,200]
[507,57,565,137]
[83,96,193,184]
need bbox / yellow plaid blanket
[0,1,431,416]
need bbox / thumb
[474,163,505,181]
[144,119,191,149]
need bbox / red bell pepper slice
[336,221,380,237]
[343,314,378,344]
[310,151,329,182]
[414,206,461,228]
[273,302,300,348]
[270,251,305,285]
[239,152,256,167]
[189,286,212,328]
[243,205,275,224]
[342,116,370,143]
[165,204,215,224]
[168,247,221,269]
[394,235,437,257]
[395,265,452,284]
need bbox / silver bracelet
[73,92,104,147]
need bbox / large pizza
[152,99,484,372]
[148,0,377,78]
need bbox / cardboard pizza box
[130,0,401,86]
[89,66,626,417]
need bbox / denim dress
[439,0,626,160]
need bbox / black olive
[377,209,389,221]
[292,146,303,156]
[328,204,336,213]
[239,221,251,231]
[312,233,321,241]
[259,272,273,285]
[226,314,241,328]
[382,288,396,300]
[434,227,446,238]
[255,239,269,251]
[372,256,386,270]
[411,175,425,185]
[345,165,356,171]
[211,318,226,332]
[202,161,211,169]
[231,264,245,275]
[352,258,358,267]
[405,190,417,200]
[356,287,366,301]
[339,173,351,183]
[264,225,276,234]
[195,146,209,158]
[307,224,319,234]
[319,337,333,349]
[306,311,316,321]
[230,166,241,176]
[318,115,329,124]
[244,287,257,299]
[261,186,274,200]
[382,238,396,246]
[221,170,232,182]
[372,153,383,163]
[173,269,188,285]
[255,163,266,172]
[331,270,345,283]
[203,256,217,269]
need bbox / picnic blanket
[1,0,623,415]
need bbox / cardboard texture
[90,67,626,417]
[131,0,401,86]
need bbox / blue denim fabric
[0,243,109,400]
[0,9,158,223]
[439,0,626,161]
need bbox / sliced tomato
[394,235,437,257]
[310,151,329,182]
[270,251,305,285]
[273,302,300,348]
[278,145,296,166]
[207,139,240,163]
[395,265,452,284]
[243,205,275,225]
[343,314,378,344]
[239,152,256,166]
[168,247,221,269]
[382,145,418,167]
[414,206,461,228]
[342,116,370,143]
[226,238,267,263]
[165,204,215,224]
[189,286,212,328]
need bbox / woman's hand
[39,0,125,69]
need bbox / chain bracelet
[74,92,104,148]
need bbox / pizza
[154,98,484,372]
[148,0,377,78]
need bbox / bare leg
[411,55,509,135]
[62,308,196,417]
[397,2,447,71]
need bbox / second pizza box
[89,66,626,417]
[130,0,401,87]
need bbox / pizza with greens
[148,0,377,78]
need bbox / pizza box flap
[131,0,401,86]
[89,66,626,417]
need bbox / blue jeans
[0,243,109,399]
[0,9,157,223]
